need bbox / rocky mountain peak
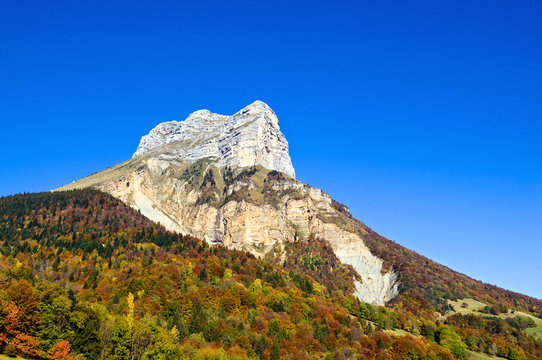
[60,101,399,304]
[132,101,295,178]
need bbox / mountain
[59,101,401,305]
[58,101,542,311]
[0,100,540,359]
[49,101,542,359]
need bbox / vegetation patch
[0,190,540,360]
[447,298,542,341]
[278,236,358,295]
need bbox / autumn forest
[0,190,540,360]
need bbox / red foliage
[0,301,42,358]
[48,340,73,360]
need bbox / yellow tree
[127,292,134,330]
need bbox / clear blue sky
[1,0,541,298]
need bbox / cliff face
[133,101,295,178]
[59,101,399,305]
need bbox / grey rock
[133,101,295,178]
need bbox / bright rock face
[133,101,295,178]
[59,101,399,305]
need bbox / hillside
[356,220,542,316]
[0,190,540,359]
[60,158,542,314]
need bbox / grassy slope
[448,298,542,341]
[526,317,542,340]
[448,298,488,315]
[468,351,506,360]
[0,355,28,360]
[57,157,144,191]
[383,326,507,360]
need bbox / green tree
[199,267,208,281]
[437,326,468,360]
[132,322,153,360]
[69,304,101,359]
[36,283,73,350]
[189,301,206,335]
[110,319,131,360]
[254,335,267,359]
[270,339,280,360]
[143,338,181,360]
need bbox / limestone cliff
[59,101,399,305]
[133,101,295,178]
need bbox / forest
[0,190,540,360]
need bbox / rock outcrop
[59,101,399,305]
[133,101,295,179]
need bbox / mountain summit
[133,101,295,178]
